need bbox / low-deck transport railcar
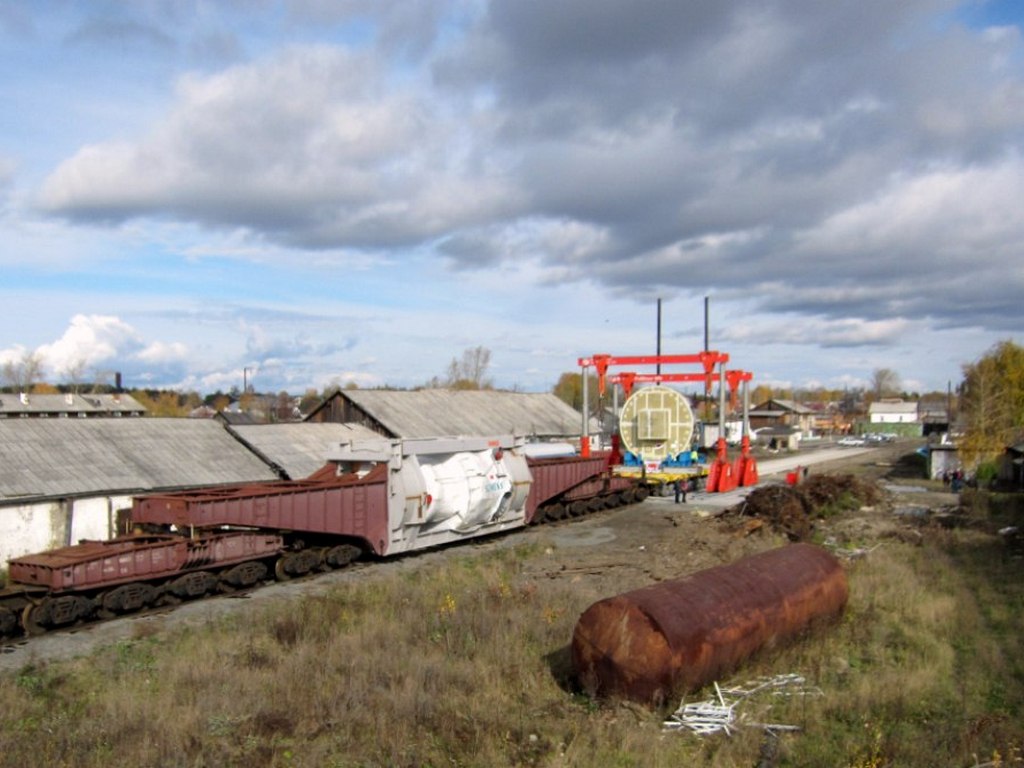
[0,436,644,638]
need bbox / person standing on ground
[674,478,689,503]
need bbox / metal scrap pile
[663,674,822,737]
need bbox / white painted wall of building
[0,501,64,565]
[70,494,132,543]
[0,494,130,566]
[870,412,917,423]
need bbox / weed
[112,638,158,674]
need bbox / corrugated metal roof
[0,392,146,416]
[0,419,278,501]
[83,393,147,414]
[752,399,814,415]
[0,393,94,415]
[228,422,380,480]
[340,389,585,439]
[868,400,918,414]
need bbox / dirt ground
[0,440,960,672]
[524,440,955,599]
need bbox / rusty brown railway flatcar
[1,436,642,639]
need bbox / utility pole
[656,298,662,376]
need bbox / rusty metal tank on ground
[571,543,848,704]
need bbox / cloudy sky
[1,1,1022,397]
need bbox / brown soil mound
[727,474,882,541]
[800,474,882,509]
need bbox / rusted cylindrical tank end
[571,596,676,703]
[571,543,848,704]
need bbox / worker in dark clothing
[674,478,689,503]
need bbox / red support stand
[706,437,737,493]
[735,435,759,487]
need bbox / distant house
[755,425,802,452]
[748,399,815,437]
[803,402,851,435]
[999,442,1024,490]
[306,389,586,442]
[0,392,146,418]
[212,395,302,425]
[918,400,951,437]
[929,442,960,481]
[0,419,278,564]
[868,400,919,424]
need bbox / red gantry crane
[577,351,758,493]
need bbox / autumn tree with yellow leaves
[958,340,1024,467]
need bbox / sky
[1,1,1022,397]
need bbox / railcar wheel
[21,595,92,635]
[0,605,18,636]
[275,549,321,581]
[325,544,361,569]
[220,562,268,589]
[274,557,292,581]
[567,500,587,517]
[168,571,219,598]
[309,547,332,572]
[99,583,157,615]
[21,603,46,636]
[542,503,565,521]
[295,549,322,574]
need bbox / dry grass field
[0,446,1022,767]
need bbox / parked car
[837,436,867,447]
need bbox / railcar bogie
[168,570,221,598]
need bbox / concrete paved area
[647,445,876,511]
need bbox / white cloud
[37,45,518,249]
[17,315,191,384]
[795,155,1024,268]
[720,315,915,348]
[35,315,143,374]
[137,340,189,364]
[0,344,30,367]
